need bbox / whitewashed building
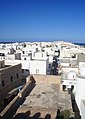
[5,58,49,77]
[0,60,22,100]
[75,62,85,119]
[61,71,76,93]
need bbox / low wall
[0,76,36,119]
[32,75,61,84]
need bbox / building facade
[0,60,22,100]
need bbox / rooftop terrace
[13,75,72,119]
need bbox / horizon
[0,39,85,44]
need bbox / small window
[22,69,24,73]
[36,69,39,74]
[33,53,35,57]
[23,51,25,54]
[24,58,26,60]
[16,73,18,79]
[42,53,43,57]
[62,85,67,91]
[1,63,3,68]
[10,76,13,82]
[2,80,5,87]
[47,54,49,56]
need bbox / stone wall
[0,64,22,100]
[0,76,36,119]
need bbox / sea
[0,41,85,47]
[74,43,85,47]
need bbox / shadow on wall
[13,111,51,119]
[0,76,36,119]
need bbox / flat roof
[14,75,72,118]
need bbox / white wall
[44,47,55,55]
[75,63,85,117]
[0,49,11,55]
[32,52,47,60]
[62,67,78,73]
[30,60,47,75]
[67,71,76,80]
[79,62,85,76]
[22,46,37,54]
[62,71,77,93]
[5,59,48,76]
[21,55,31,61]
[48,55,53,63]
[62,79,76,92]
[75,76,85,115]
[80,100,85,119]
[61,63,69,67]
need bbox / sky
[0,0,85,43]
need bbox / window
[10,76,13,82]
[24,58,26,60]
[16,73,18,79]
[62,85,67,91]
[1,63,3,68]
[2,80,5,87]
[49,64,51,68]
[42,53,43,57]
[26,69,30,75]
[33,53,35,57]
[36,69,39,74]
[23,51,25,54]
[22,69,24,73]
[47,54,49,56]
